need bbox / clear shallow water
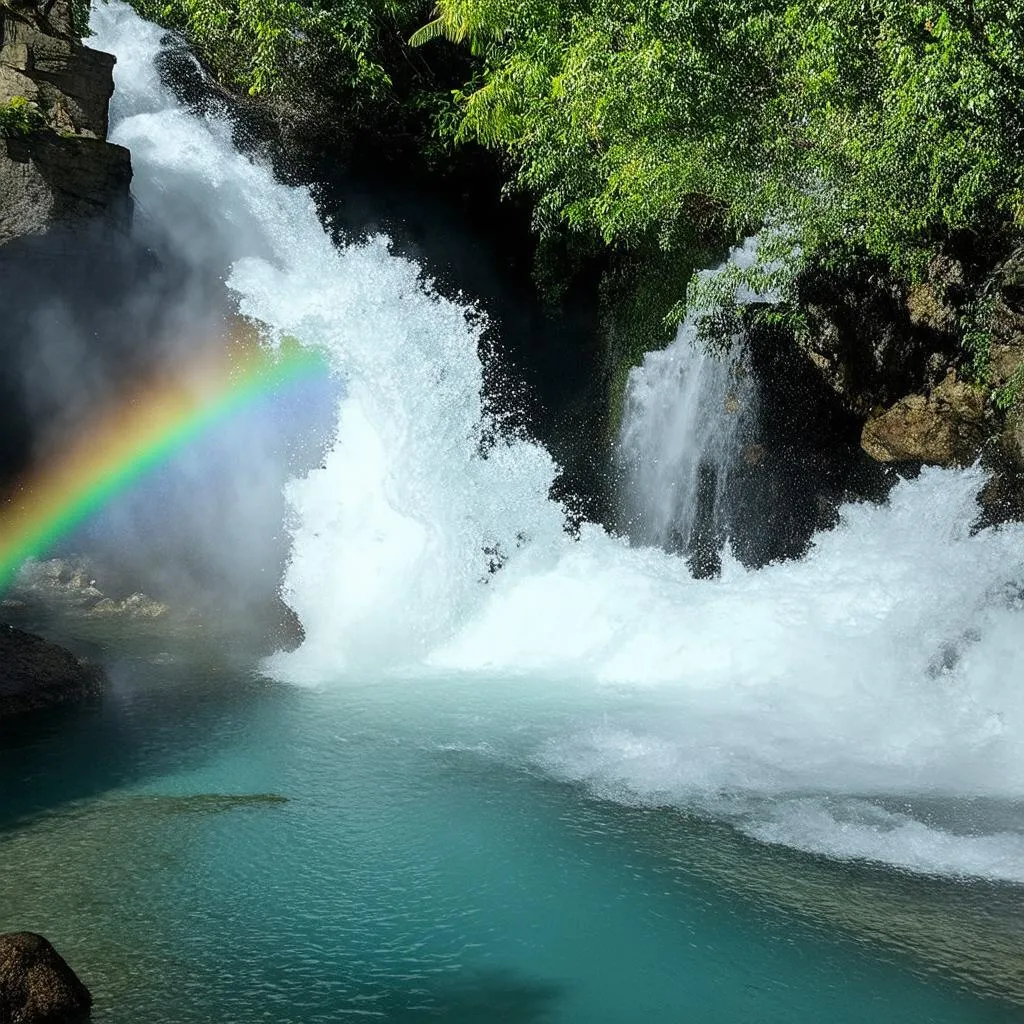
[3,660,1024,1023]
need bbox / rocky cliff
[0,0,122,717]
[778,251,1024,521]
[0,0,131,245]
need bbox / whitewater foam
[94,2,1024,883]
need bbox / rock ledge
[0,623,102,717]
[1,0,132,245]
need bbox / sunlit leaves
[429,0,1024,284]
[132,0,418,98]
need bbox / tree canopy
[130,0,1024,400]
[133,0,427,98]
[420,0,1024,281]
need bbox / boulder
[0,0,132,245]
[0,623,102,717]
[0,932,91,1023]
[861,373,987,466]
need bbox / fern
[0,96,46,138]
[408,15,448,46]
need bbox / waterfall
[616,238,766,569]
[90,3,1024,884]
[617,335,751,569]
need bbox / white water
[616,239,761,552]
[94,3,1024,883]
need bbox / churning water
[3,3,1024,1020]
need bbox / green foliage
[600,224,731,435]
[959,250,1024,410]
[994,364,1024,411]
[960,289,999,384]
[72,0,92,37]
[0,96,46,138]
[422,0,1024,295]
[131,0,429,98]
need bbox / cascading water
[91,2,1024,890]
[615,238,761,565]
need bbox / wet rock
[725,312,892,566]
[906,254,965,335]
[7,558,169,618]
[795,260,954,418]
[985,263,1024,399]
[970,252,1024,521]
[261,595,304,652]
[91,592,170,619]
[861,373,987,466]
[976,407,1024,525]
[1,132,132,242]
[0,623,102,717]
[978,466,1024,524]
[1000,408,1024,465]
[0,932,91,1023]
[0,0,132,245]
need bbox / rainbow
[0,329,329,592]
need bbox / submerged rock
[118,792,289,815]
[0,932,91,1023]
[0,623,102,717]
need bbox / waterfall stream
[615,239,766,568]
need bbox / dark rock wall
[727,318,892,566]
[0,0,132,245]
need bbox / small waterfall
[615,239,767,570]
[617,338,752,569]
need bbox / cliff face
[0,0,131,245]
[769,252,1024,521]
[0,0,123,716]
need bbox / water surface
[3,657,1024,1023]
